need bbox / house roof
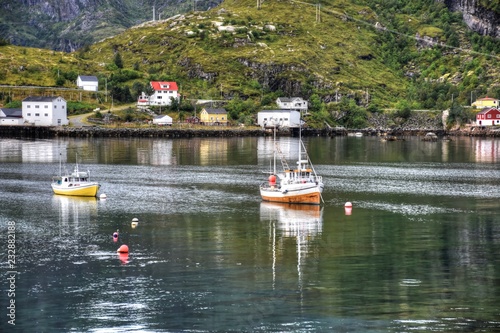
[277,97,303,102]
[150,81,178,91]
[476,97,498,101]
[154,115,173,120]
[23,96,65,102]
[477,107,500,115]
[0,108,22,117]
[202,108,227,114]
[259,109,298,113]
[78,75,98,82]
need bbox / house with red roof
[476,107,500,126]
[137,81,179,107]
[149,81,179,106]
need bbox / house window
[44,113,48,117]
[27,113,31,116]
[35,113,40,117]
[27,105,31,108]
[44,105,48,108]
[35,105,39,108]
[488,114,492,118]
[157,96,162,99]
[62,106,65,109]
[54,105,57,109]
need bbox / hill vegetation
[1,0,500,129]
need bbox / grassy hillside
[1,0,500,128]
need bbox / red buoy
[117,245,129,253]
[269,174,276,186]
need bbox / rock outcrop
[441,0,500,39]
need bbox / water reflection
[52,195,98,231]
[260,202,323,291]
[474,138,500,162]
[0,139,68,163]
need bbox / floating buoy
[344,202,352,216]
[132,217,139,222]
[131,221,138,229]
[268,174,276,186]
[113,229,119,239]
[100,193,107,199]
[117,244,129,253]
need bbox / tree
[447,102,474,128]
[114,52,123,69]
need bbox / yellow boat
[51,163,100,197]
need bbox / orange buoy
[344,202,352,208]
[269,174,276,186]
[113,229,119,238]
[117,245,129,253]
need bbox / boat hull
[51,183,100,197]
[260,185,322,205]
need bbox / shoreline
[0,125,499,139]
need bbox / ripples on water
[1,137,500,332]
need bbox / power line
[320,6,500,60]
[283,0,500,60]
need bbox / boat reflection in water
[52,195,99,233]
[260,202,323,289]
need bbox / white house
[22,96,69,126]
[76,75,99,91]
[0,108,23,125]
[276,97,308,112]
[149,81,179,106]
[152,114,173,126]
[257,110,301,129]
[137,92,150,107]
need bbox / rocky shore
[0,124,499,139]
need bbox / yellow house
[200,108,228,126]
[472,97,499,109]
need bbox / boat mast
[298,110,302,169]
[59,152,62,177]
[273,124,277,175]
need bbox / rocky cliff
[0,0,222,51]
[441,0,500,38]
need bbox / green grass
[0,0,499,115]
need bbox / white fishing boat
[51,156,100,197]
[260,127,324,205]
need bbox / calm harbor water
[0,135,499,332]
